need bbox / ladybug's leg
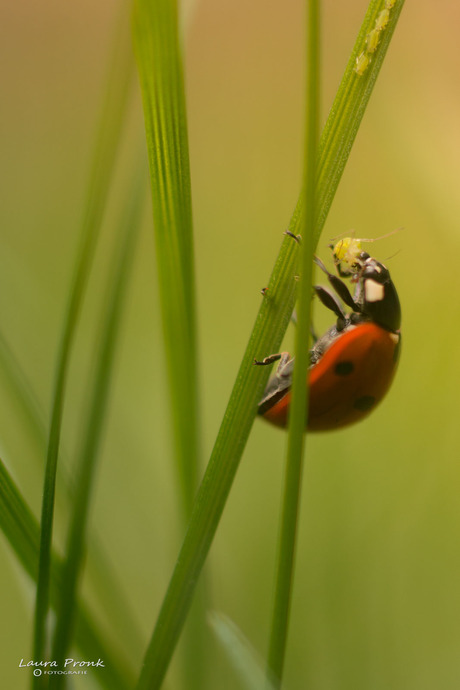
[254,351,291,369]
[313,285,347,329]
[284,230,301,243]
[314,255,361,315]
[256,352,295,412]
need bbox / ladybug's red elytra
[255,246,401,431]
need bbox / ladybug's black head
[357,256,401,332]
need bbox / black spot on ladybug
[353,395,376,411]
[334,361,354,376]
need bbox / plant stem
[32,7,134,680]
[266,1,320,685]
[49,166,145,690]
[136,2,406,687]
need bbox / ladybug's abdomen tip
[307,323,400,432]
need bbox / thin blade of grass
[266,1,320,686]
[0,332,47,454]
[0,327,144,659]
[136,236,299,690]
[316,0,405,230]
[48,165,146,688]
[136,1,405,687]
[32,3,135,672]
[0,457,135,690]
[209,612,277,690]
[132,0,205,685]
[133,0,200,519]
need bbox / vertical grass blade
[0,331,47,453]
[136,237,300,690]
[266,1,320,685]
[0,328,143,659]
[0,325,143,653]
[132,0,204,685]
[209,612,277,690]
[49,167,145,689]
[133,0,200,519]
[32,4,134,672]
[136,1,405,687]
[0,457,135,690]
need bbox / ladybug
[255,248,401,431]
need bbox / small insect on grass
[354,1,398,76]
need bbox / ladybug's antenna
[383,247,402,262]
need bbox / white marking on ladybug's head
[389,332,400,344]
[364,278,385,303]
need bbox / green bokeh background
[2,0,460,688]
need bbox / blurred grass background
[1,0,460,688]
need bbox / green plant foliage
[0,458,135,690]
[49,165,145,689]
[133,0,200,518]
[0,1,411,689]
[32,4,135,671]
[267,1,321,685]
[135,2,406,689]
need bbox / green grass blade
[316,0,405,231]
[49,167,145,688]
[33,4,135,670]
[266,1,320,685]
[133,0,205,685]
[136,237,299,690]
[209,612,277,690]
[133,0,200,518]
[0,324,144,656]
[0,331,47,454]
[0,458,135,690]
[136,1,405,687]
[0,328,144,663]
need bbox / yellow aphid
[329,228,401,276]
[354,51,371,76]
[385,0,396,8]
[365,28,381,53]
[330,237,364,276]
[375,9,390,31]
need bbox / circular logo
[33,669,42,677]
